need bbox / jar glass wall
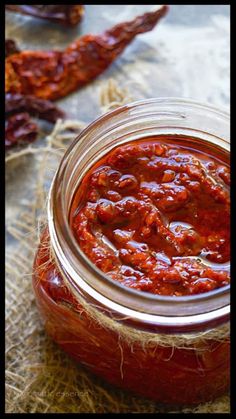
[33,98,230,405]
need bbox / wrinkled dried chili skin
[5,6,168,100]
[5,93,65,148]
[5,39,20,57]
[6,5,84,26]
[71,137,230,296]
[32,229,230,405]
[6,93,65,123]
[5,112,38,149]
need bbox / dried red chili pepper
[6,5,84,26]
[5,112,38,149]
[6,93,65,123]
[5,39,20,57]
[5,6,169,101]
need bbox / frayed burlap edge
[5,79,230,413]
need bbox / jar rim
[48,97,230,332]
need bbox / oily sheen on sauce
[71,136,230,296]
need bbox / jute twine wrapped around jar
[5,80,230,413]
[44,244,229,350]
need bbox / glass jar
[33,98,230,405]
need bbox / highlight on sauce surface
[71,135,230,296]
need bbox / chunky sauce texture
[33,134,230,404]
[71,136,230,296]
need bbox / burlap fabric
[5,81,230,413]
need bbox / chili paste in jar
[71,135,230,296]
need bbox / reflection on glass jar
[33,98,230,405]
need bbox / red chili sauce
[71,135,230,296]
